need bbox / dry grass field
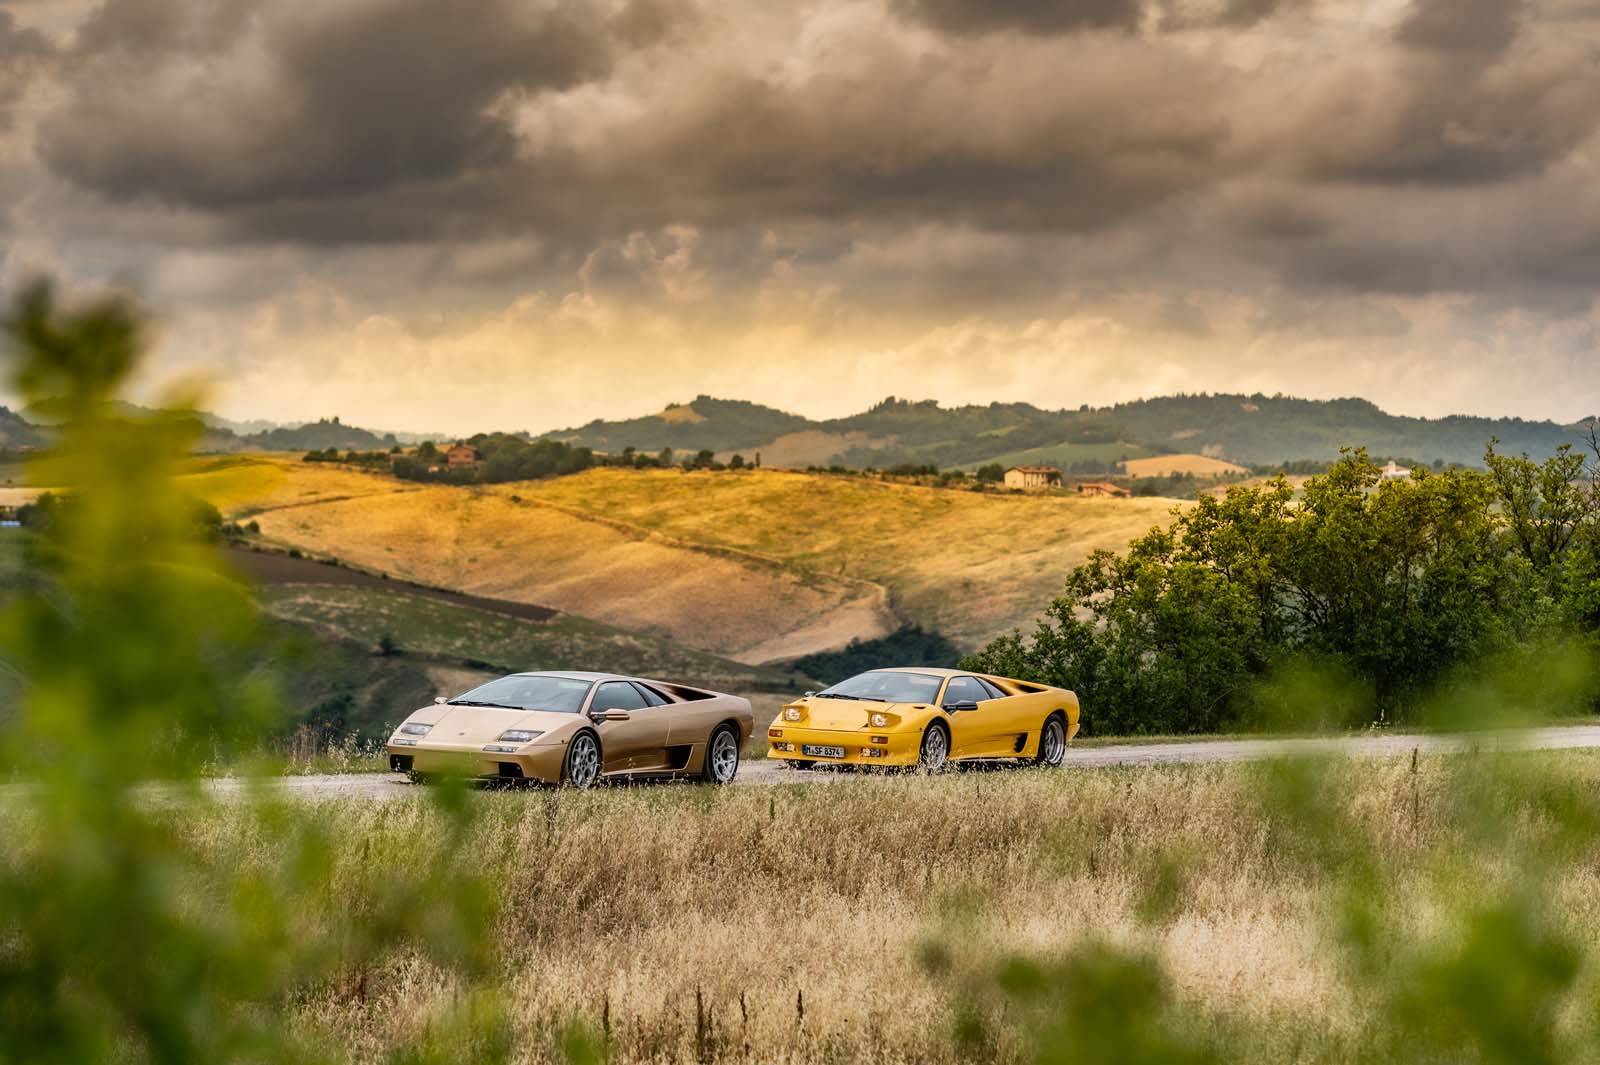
[154,749,1600,1064]
[1121,453,1248,478]
[189,459,1181,662]
[490,467,1179,654]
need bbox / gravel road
[215,724,1600,802]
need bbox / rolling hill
[190,457,1179,663]
[542,393,1593,470]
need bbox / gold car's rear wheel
[918,722,950,772]
[702,725,740,784]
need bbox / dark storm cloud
[0,8,52,129]
[18,0,1600,313]
[1396,0,1526,57]
[890,0,1141,35]
[1291,0,1600,188]
[39,0,619,207]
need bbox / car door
[975,676,1036,756]
[941,675,1005,758]
[624,681,677,772]
[589,681,654,773]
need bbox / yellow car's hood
[802,696,922,731]
[423,706,579,744]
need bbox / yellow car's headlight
[783,707,803,722]
[869,712,889,728]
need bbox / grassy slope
[190,458,1180,660]
[967,439,1155,471]
[258,585,797,692]
[495,467,1179,651]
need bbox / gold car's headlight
[399,722,431,736]
[783,707,803,722]
[496,729,544,744]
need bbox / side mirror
[803,691,817,699]
[944,700,980,713]
[434,696,448,705]
[591,709,632,723]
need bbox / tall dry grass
[141,750,1600,1064]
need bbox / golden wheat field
[188,459,1181,660]
[157,750,1600,1064]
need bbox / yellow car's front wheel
[918,722,950,772]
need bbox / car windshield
[449,675,593,713]
[817,670,943,705]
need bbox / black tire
[561,730,602,789]
[918,721,951,772]
[702,724,741,784]
[1033,713,1067,768]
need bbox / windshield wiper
[448,700,523,710]
[817,693,887,702]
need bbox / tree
[976,463,1005,483]
[963,450,1590,734]
[730,453,745,469]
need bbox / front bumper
[386,739,568,783]
[765,725,920,767]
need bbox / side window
[631,682,669,707]
[975,677,1008,700]
[943,676,987,706]
[592,682,648,712]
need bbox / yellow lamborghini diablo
[765,667,1079,771]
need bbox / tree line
[963,441,1600,734]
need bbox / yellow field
[196,459,1181,661]
[491,468,1178,653]
[1121,453,1247,478]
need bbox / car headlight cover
[783,707,803,722]
[869,712,889,728]
[399,722,431,736]
[496,729,544,744]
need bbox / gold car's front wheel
[562,731,602,789]
[918,722,950,772]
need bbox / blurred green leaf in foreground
[0,279,507,1065]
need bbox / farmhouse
[1003,465,1062,490]
[445,443,481,469]
[1078,481,1131,498]
[1379,460,1411,481]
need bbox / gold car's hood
[424,706,579,743]
[801,696,921,731]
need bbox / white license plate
[802,744,846,759]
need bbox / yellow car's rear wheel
[1033,714,1067,768]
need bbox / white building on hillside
[1379,460,1411,481]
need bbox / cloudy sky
[1,0,1598,434]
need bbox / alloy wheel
[920,726,949,771]
[1041,719,1065,766]
[709,729,740,783]
[567,733,600,788]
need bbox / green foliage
[975,463,1005,483]
[791,624,962,684]
[393,432,596,484]
[0,279,509,1065]
[965,448,1600,733]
